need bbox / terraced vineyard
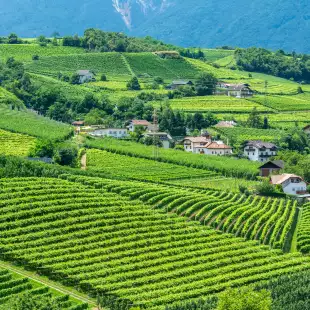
[0,44,85,61]
[86,149,217,181]
[0,129,36,156]
[0,105,73,141]
[202,49,234,62]
[25,53,132,79]
[71,175,298,250]
[214,127,283,144]
[0,267,87,309]
[124,53,200,79]
[85,137,260,179]
[157,96,272,113]
[297,203,310,254]
[250,94,310,111]
[0,176,308,309]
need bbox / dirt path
[81,153,87,170]
[0,260,96,307]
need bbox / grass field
[157,96,272,113]
[0,44,85,61]
[202,49,235,62]
[0,87,24,109]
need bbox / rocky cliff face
[112,0,172,28]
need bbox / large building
[89,128,128,139]
[244,141,278,162]
[128,120,153,132]
[271,174,308,196]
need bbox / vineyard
[202,49,235,62]
[250,94,310,111]
[0,176,308,309]
[0,44,85,61]
[158,96,272,113]
[124,53,200,79]
[0,105,73,141]
[297,203,310,254]
[86,149,217,181]
[0,267,87,309]
[0,87,24,109]
[0,129,36,156]
[85,138,260,179]
[25,53,132,79]
[214,127,283,144]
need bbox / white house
[128,120,152,132]
[199,141,233,156]
[89,128,128,139]
[183,136,211,153]
[271,174,308,196]
[77,70,95,84]
[227,84,253,98]
[143,132,173,149]
[244,141,277,162]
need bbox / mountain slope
[0,0,310,52]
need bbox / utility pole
[153,108,159,160]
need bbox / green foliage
[70,73,80,85]
[100,73,107,81]
[195,72,218,96]
[29,139,55,158]
[54,142,78,167]
[255,180,277,196]
[246,108,264,128]
[217,287,271,310]
[127,77,141,90]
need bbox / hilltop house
[166,80,194,90]
[259,160,284,177]
[77,70,95,84]
[244,141,278,162]
[271,174,308,196]
[89,128,128,139]
[303,125,310,135]
[143,132,173,149]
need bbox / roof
[144,132,173,140]
[259,160,284,169]
[72,121,85,125]
[131,120,151,126]
[271,174,304,185]
[203,142,232,149]
[228,84,252,91]
[215,121,237,128]
[77,70,94,76]
[184,136,211,143]
[245,140,277,149]
[171,80,193,85]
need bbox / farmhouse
[143,132,173,149]
[166,80,194,90]
[259,160,284,177]
[89,128,128,139]
[72,121,85,127]
[200,141,233,155]
[244,140,277,162]
[183,136,212,153]
[77,70,95,84]
[227,84,253,98]
[215,120,237,128]
[303,125,310,135]
[271,174,308,196]
[128,120,152,132]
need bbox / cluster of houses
[166,80,254,98]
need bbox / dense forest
[235,47,310,82]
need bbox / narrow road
[0,260,97,307]
[81,153,87,170]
